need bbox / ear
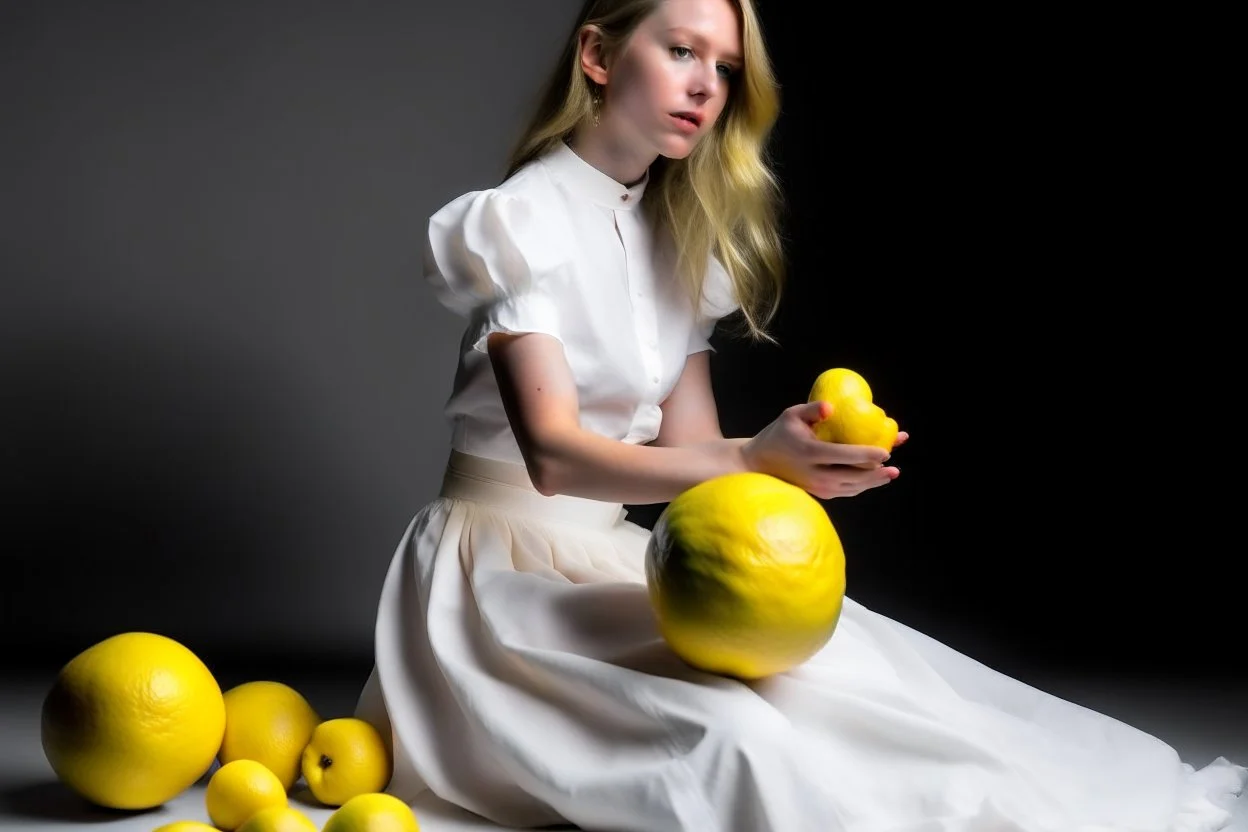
[577,24,610,86]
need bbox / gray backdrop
[3,1,585,668]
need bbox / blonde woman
[354,0,1246,829]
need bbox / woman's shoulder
[430,153,560,224]
[424,155,572,316]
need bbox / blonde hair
[505,0,785,342]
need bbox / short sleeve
[424,188,571,353]
[687,254,741,355]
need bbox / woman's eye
[716,64,734,78]
[671,46,693,59]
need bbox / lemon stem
[320,754,333,769]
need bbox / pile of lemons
[40,631,417,832]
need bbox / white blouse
[423,140,740,466]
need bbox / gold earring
[591,90,602,127]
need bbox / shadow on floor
[0,780,164,825]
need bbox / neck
[566,124,655,188]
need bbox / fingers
[807,465,900,500]
[817,441,891,467]
[794,400,831,425]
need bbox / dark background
[4,2,1239,688]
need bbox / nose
[688,62,722,102]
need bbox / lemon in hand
[219,680,321,791]
[238,805,319,832]
[646,472,846,680]
[816,394,899,450]
[40,631,226,810]
[809,367,873,404]
[302,717,393,807]
[808,367,899,450]
[322,793,421,832]
[205,759,288,831]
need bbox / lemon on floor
[303,717,394,807]
[206,758,289,831]
[220,680,322,792]
[40,631,226,811]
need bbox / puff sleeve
[424,188,571,353]
[686,254,741,355]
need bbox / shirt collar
[541,140,648,211]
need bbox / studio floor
[2,661,1245,832]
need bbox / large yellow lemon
[152,823,220,832]
[302,717,393,807]
[322,793,421,832]
[645,472,846,680]
[808,367,898,450]
[205,758,288,832]
[219,680,321,791]
[40,631,226,810]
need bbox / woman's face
[603,0,742,159]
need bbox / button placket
[615,211,664,395]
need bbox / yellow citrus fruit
[322,793,421,832]
[302,717,393,807]
[205,758,289,831]
[814,394,898,450]
[218,680,321,791]
[808,367,897,450]
[237,804,320,832]
[809,367,873,404]
[152,823,220,832]
[39,631,226,810]
[645,472,846,680]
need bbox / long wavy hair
[504,0,785,342]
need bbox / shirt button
[651,376,660,384]
[621,194,630,202]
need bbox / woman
[354,1,1246,829]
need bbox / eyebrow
[665,27,742,64]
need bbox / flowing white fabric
[355,450,1246,832]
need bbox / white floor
[2,667,1245,831]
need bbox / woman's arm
[488,332,895,504]
[488,332,747,504]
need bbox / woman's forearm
[529,431,750,504]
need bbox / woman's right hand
[740,401,900,500]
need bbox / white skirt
[354,450,1246,832]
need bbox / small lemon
[809,367,873,404]
[814,394,898,450]
[808,367,898,450]
[219,680,321,791]
[205,759,288,831]
[302,718,393,807]
[237,804,319,832]
[40,631,226,810]
[646,472,846,680]
[322,793,420,832]
[152,823,220,832]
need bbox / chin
[657,136,699,160]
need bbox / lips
[672,112,701,127]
